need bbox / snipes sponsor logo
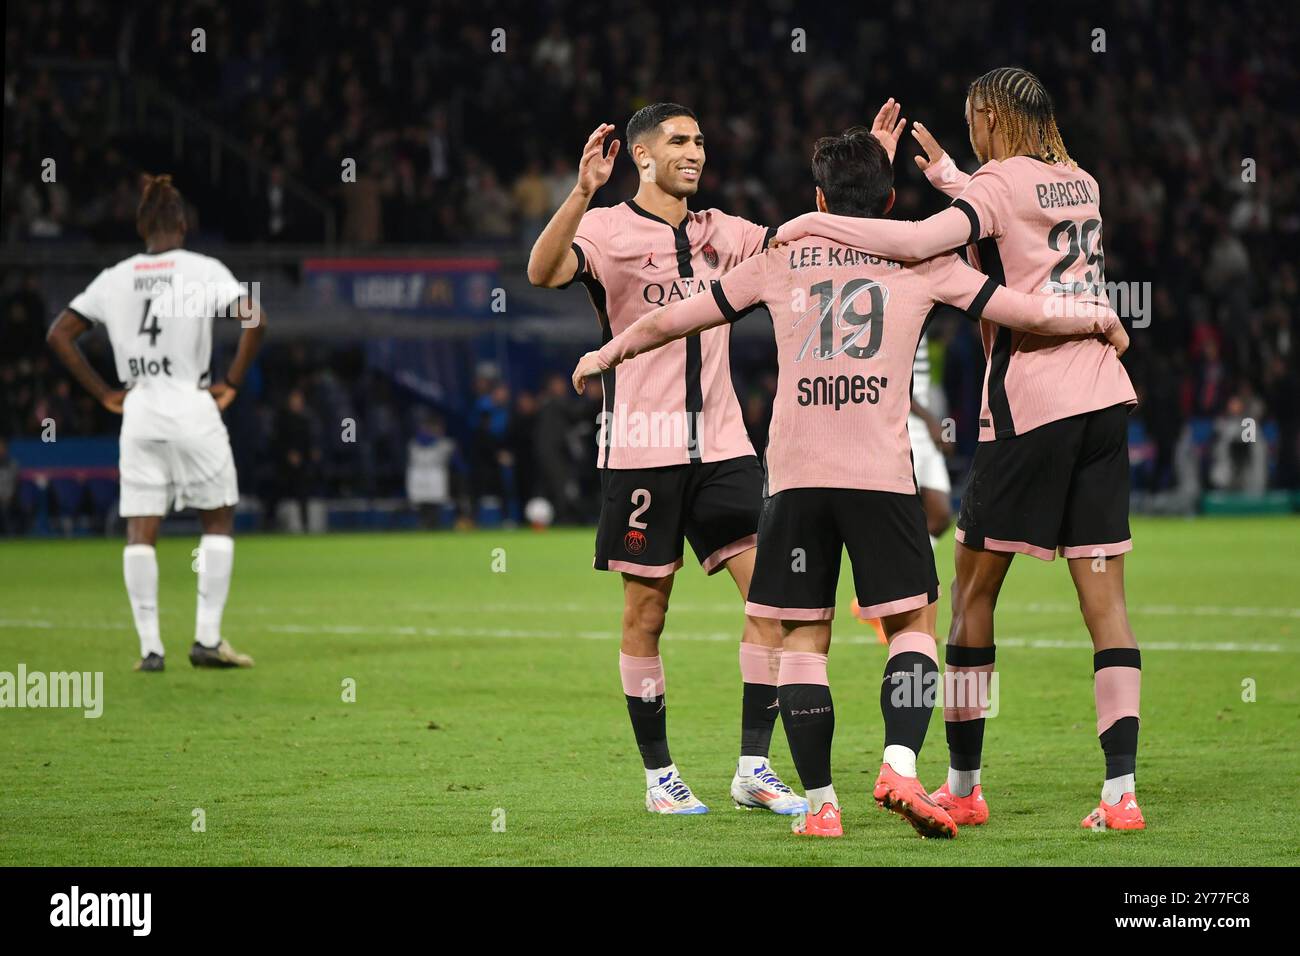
[50,886,151,936]
[0,664,103,718]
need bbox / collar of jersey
[625,199,689,231]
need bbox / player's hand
[576,124,620,198]
[100,389,125,415]
[870,98,906,164]
[572,351,604,394]
[911,122,948,173]
[1105,322,1130,358]
[209,382,238,411]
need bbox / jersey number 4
[138,300,162,346]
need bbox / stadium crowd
[2,0,1297,532]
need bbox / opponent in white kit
[47,175,267,671]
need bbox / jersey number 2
[629,489,651,529]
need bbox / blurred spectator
[1209,387,1268,493]
[0,438,19,535]
[406,412,458,527]
[535,374,585,524]
[1,0,1298,518]
[513,159,551,248]
[270,387,317,531]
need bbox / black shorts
[745,488,939,621]
[593,455,763,577]
[957,402,1132,561]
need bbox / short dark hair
[626,102,697,148]
[810,128,893,218]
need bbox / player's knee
[1077,589,1128,632]
[200,506,235,536]
[625,591,669,639]
[744,613,782,647]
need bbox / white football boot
[645,767,709,814]
[731,761,809,815]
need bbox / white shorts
[908,414,951,494]
[119,431,239,517]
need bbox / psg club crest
[624,530,647,555]
[702,243,719,268]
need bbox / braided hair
[968,67,1074,168]
[136,173,187,241]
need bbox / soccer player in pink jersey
[774,68,1147,831]
[572,129,1127,838]
[530,103,899,815]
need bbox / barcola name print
[50,886,151,936]
[0,664,103,718]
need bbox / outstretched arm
[774,206,972,262]
[946,265,1127,352]
[981,283,1126,348]
[572,292,729,393]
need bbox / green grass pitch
[1,517,1297,866]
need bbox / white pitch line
[0,616,1294,654]
[267,623,1289,653]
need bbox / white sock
[806,784,839,811]
[948,766,980,797]
[883,744,917,777]
[646,763,678,788]
[123,544,163,658]
[195,534,234,648]
[1101,773,1135,806]
[737,755,769,776]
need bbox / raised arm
[912,123,971,198]
[527,124,619,287]
[774,206,973,262]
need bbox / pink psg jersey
[568,200,773,468]
[597,240,1122,496]
[948,156,1136,440]
[775,155,1137,441]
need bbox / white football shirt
[69,249,245,439]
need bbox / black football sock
[944,643,995,794]
[740,681,779,759]
[881,642,939,759]
[778,682,834,791]
[625,693,671,770]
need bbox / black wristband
[223,376,241,390]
